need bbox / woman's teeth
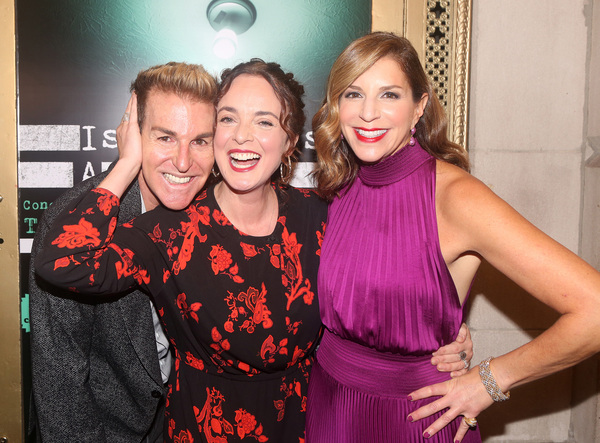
[230,152,261,168]
[356,128,387,138]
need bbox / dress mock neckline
[358,141,432,187]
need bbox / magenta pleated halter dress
[306,142,481,442]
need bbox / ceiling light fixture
[207,0,257,59]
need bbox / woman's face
[214,74,291,195]
[339,56,428,164]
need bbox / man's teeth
[356,128,387,138]
[164,173,191,184]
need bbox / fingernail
[407,415,413,422]
[407,395,413,401]
[424,432,431,438]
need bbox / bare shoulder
[435,160,499,223]
[434,160,532,257]
[435,159,600,313]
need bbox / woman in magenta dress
[307,32,600,442]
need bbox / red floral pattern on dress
[53,256,71,270]
[185,351,205,370]
[235,410,256,436]
[174,224,206,275]
[207,327,233,371]
[316,224,325,257]
[240,242,259,259]
[145,204,211,277]
[173,346,182,392]
[267,227,316,310]
[177,292,202,322]
[213,208,230,226]
[210,245,244,283]
[235,409,268,441]
[188,387,270,443]
[190,205,211,227]
[37,185,326,442]
[173,429,194,443]
[110,245,151,285]
[272,361,311,427]
[285,317,302,335]
[224,283,273,334]
[260,335,289,365]
[195,388,236,443]
[52,217,101,249]
[96,191,119,216]
[168,418,176,439]
[210,245,232,273]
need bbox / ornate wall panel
[373,0,472,148]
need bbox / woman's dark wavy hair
[217,58,305,186]
[313,32,469,201]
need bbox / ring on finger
[459,351,469,369]
[463,417,478,428]
[122,112,130,122]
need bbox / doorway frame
[0,0,22,441]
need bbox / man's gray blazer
[30,170,167,442]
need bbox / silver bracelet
[479,357,510,402]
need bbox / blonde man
[30,62,217,443]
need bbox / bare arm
[409,163,600,440]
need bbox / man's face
[138,90,215,211]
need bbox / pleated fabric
[307,142,481,442]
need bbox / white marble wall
[467,0,598,441]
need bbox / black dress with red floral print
[36,183,327,443]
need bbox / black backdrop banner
[17,1,371,440]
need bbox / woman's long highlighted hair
[313,32,469,201]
